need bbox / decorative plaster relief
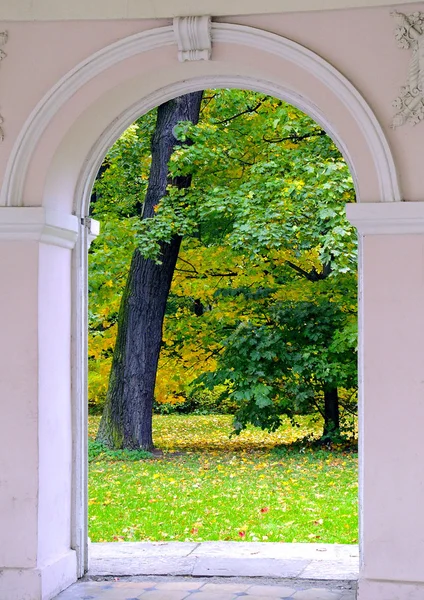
[391,11,424,127]
[0,31,7,142]
[173,16,211,62]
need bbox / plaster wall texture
[0,240,77,599]
[0,550,77,600]
[358,234,424,594]
[0,0,418,20]
[358,579,424,599]
[0,242,39,568]
[0,19,169,189]
[37,243,73,565]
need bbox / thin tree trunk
[286,260,342,440]
[322,387,340,440]
[97,91,203,450]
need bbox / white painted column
[0,208,79,600]
[347,202,424,600]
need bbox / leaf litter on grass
[88,414,358,544]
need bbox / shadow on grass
[88,435,357,463]
[271,435,358,458]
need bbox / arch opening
[87,86,358,580]
[1,21,400,586]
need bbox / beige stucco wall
[0,242,39,569]
[37,242,73,566]
[0,0,418,19]
[0,19,169,188]
[0,240,77,599]
[361,234,424,580]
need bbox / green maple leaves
[88,88,357,434]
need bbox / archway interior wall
[37,242,74,566]
[0,236,78,600]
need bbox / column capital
[0,207,79,248]
[346,202,424,235]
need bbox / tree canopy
[89,89,357,443]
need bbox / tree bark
[322,387,340,440]
[97,91,203,450]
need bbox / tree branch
[263,129,327,144]
[200,93,218,113]
[285,260,317,281]
[285,260,332,282]
[312,397,325,420]
[213,101,265,125]
[205,271,238,277]
[177,256,198,274]
[175,268,199,274]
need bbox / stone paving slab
[90,555,196,576]
[89,542,359,580]
[59,542,359,600]
[192,558,309,578]
[298,559,358,581]
[54,579,357,600]
[190,543,358,561]
[93,542,199,558]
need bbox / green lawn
[88,414,358,544]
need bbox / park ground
[88,414,358,545]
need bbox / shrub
[153,384,237,415]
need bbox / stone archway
[2,18,423,600]
[0,22,400,211]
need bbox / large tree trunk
[322,387,340,440]
[97,91,203,450]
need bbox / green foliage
[88,89,358,435]
[194,298,356,434]
[88,439,152,462]
[91,118,156,219]
[154,384,237,415]
[133,92,356,271]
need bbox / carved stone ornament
[391,11,424,128]
[173,16,211,62]
[0,31,8,142]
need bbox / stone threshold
[88,541,359,580]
